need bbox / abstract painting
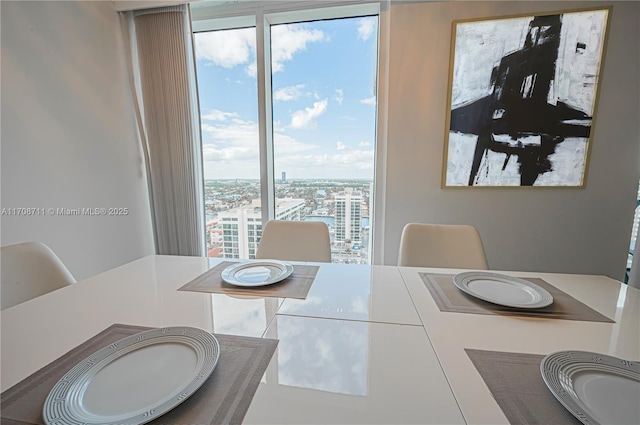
[443,8,610,187]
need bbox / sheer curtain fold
[121,5,205,256]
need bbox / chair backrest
[398,223,489,269]
[256,220,331,263]
[1,241,76,310]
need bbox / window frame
[191,0,389,264]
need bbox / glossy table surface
[1,255,638,424]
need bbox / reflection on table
[1,255,638,425]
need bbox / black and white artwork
[444,8,609,187]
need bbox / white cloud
[334,89,344,106]
[202,120,315,155]
[246,62,257,78]
[201,117,375,178]
[194,28,256,77]
[360,96,376,106]
[273,84,306,101]
[273,120,286,132]
[203,122,375,177]
[201,112,317,175]
[196,24,325,77]
[201,119,259,163]
[274,133,317,153]
[271,24,326,73]
[358,141,371,147]
[201,109,239,121]
[275,149,375,176]
[357,17,376,41]
[275,141,374,179]
[290,99,328,129]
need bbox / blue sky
[194,15,378,180]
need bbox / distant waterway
[304,216,335,226]
[209,214,369,228]
[305,216,370,228]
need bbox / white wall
[113,1,188,11]
[1,0,637,281]
[382,1,640,280]
[1,1,154,280]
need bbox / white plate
[221,260,294,287]
[541,350,640,425]
[453,271,553,309]
[43,327,219,425]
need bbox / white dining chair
[1,241,76,310]
[256,220,331,263]
[398,223,489,269]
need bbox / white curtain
[120,5,205,256]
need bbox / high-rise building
[334,188,362,243]
[206,219,223,257]
[219,198,305,259]
[281,171,287,183]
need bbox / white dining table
[399,266,639,425]
[1,255,638,424]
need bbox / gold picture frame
[442,7,611,188]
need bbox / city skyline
[204,180,371,264]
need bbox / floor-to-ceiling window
[270,16,378,264]
[193,24,260,258]
[192,2,381,264]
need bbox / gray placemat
[179,261,319,299]
[420,273,613,322]
[466,349,582,425]
[1,324,278,425]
